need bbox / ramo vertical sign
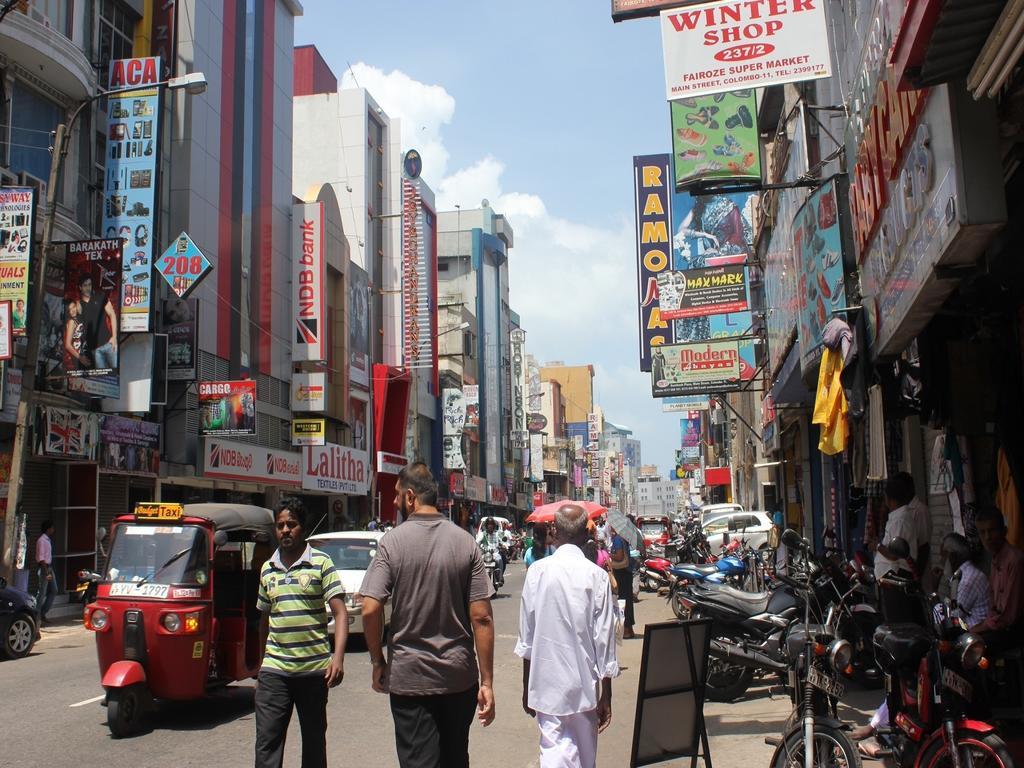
[634,154,672,372]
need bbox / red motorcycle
[638,556,674,592]
[873,573,1016,768]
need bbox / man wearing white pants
[515,504,619,768]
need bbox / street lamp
[1,72,207,579]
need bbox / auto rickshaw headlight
[184,614,200,633]
[162,612,182,632]
[88,607,110,632]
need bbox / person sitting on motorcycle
[476,517,506,583]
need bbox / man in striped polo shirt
[255,498,348,768]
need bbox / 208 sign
[156,231,213,299]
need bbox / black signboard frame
[630,618,713,768]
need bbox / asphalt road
[0,563,874,767]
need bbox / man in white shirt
[872,475,919,581]
[515,504,619,768]
[35,520,56,625]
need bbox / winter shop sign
[660,0,832,99]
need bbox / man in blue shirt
[609,530,635,639]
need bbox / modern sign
[292,201,326,362]
[291,418,326,447]
[303,443,370,495]
[651,339,755,397]
[157,232,212,299]
[291,371,326,412]
[660,0,831,100]
[203,437,301,487]
[103,57,161,332]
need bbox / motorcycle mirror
[722,531,731,545]
[97,527,107,542]
[781,528,804,549]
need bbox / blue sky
[296,2,683,477]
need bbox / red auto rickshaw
[85,502,275,737]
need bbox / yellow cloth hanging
[996,448,1022,549]
[812,347,848,456]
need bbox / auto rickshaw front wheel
[106,684,149,738]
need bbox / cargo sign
[202,437,301,487]
[292,202,325,361]
[291,418,326,447]
[656,264,748,321]
[651,339,755,396]
[303,443,370,495]
[198,380,256,436]
[660,0,832,100]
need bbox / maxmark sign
[202,438,301,487]
[303,443,370,495]
[660,0,831,99]
[292,202,325,362]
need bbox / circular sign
[527,413,548,433]
[403,149,422,180]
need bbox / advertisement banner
[681,412,702,448]
[0,187,33,336]
[449,471,466,497]
[291,418,326,447]
[463,385,480,432]
[794,177,849,375]
[163,297,197,380]
[303,443,370,495]
[659,1,832,100]
[203,437,301,487]
[156,231,212,299]
[442,387,466,436]
[401,179,433,370]
[99,415,159,475]
[63,238,123,379]
[0,301,11,361]
[634,154,673,372]
[292,201,326,362]
[199,380,256,436]
[291,371,326,412]
[348,263,370,388]
[672,189,755,271]
[651,339,754,397]
[670,90,760,188]
[466,475,487,503]
[510,329,527,435]
[529,433,544,483]
[662,395,711,412]
[103,57,161,332]
[443,433,466,470]
[35,406,99,459]
[656,264,749,321]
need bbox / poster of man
[63,239,122,377]
[198,380,256,436]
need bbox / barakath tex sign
[303,443,370,495]
[660,0,831,99]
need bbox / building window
[96,0,136,77]
[24,0,74,38]
[8,81,63,184]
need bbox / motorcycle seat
[671,563,719,578]
[693,584,773,613]
[873,623,931,669]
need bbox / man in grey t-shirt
[361,462,495,768]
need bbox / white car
[702,510,774,552]
[700,503,745,524]
[308,531,390,637]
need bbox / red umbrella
[526,500,607,525]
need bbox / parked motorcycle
[74,569,102,604]
[871,572,1016,768]
[639,556,675,593]
[768,529,860,768]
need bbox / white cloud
[346,62,679,476]
[340,63,455,181]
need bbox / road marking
[69,694,105,708]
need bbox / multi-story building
[539,362,593,446]
[636,474,682,518]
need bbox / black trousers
[254,671,328,768]
[389,685,479,768]
[615,568,635,629]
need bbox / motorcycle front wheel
[770,723,861,768]
[669,588,691,620]
[917,730,1016,768]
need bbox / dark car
[0,576,38,659]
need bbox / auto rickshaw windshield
[105,524,209,585]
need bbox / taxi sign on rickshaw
[134,502,184,522]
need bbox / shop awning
[769,345,813,407]
[969,0,1024,98]
[890,0,1007,92]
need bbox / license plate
[808,666,845,698]
[942,668,972,700]
[109,583,170,598]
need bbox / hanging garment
[813,347,849,456]
[867,385,886,481]
[996,448,1022,549]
